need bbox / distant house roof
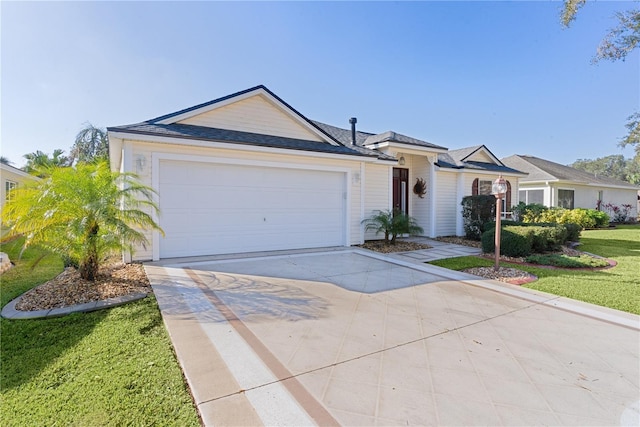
[437,145,526,175]
[501,155,640,189]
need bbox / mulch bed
[462,266,537,285]
[358,240,432,253]
[15,261,151,312]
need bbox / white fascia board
[107,131,381,164]
[585,182,640,190]
[364,141,448,155]
[156,87,340,146]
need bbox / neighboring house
[108,85,525,261]
[1,163,37,219]
[502,154,640,218]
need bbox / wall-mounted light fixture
[135,155,146,173]
[398,156,406,166]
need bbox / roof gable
[154,85,338,145]
[436,145,525,175]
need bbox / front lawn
[430,225,640,315]
[0,238,200,426]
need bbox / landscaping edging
[478,253,617,271]
[1,292,149,320]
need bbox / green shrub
[525,253,609,268]
[481,226,533,257]
[564,223,582,242]
[527,225,568,252]
[534,207,609,229]
[461,195,495,240]
[361,209,424,244]
[520,203,548,222]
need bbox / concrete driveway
[145,249,639,426]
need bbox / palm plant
[2,160,163,280]
[23,149,70,177]
[70,123,109,164]
[361,209,424,244]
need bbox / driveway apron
[145,249,640,426]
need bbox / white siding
[363,163,391,240]
[467,151,494,163]
[126,140,366,260]
[435,172,458,236]
[519,182,638,218]
[178,95,324,142]
[408,155,430,236]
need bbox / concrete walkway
[146,248,640,426]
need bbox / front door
[392,168,409,214]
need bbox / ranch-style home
[502,155,639,218]
[108,85,525,261]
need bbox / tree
[2,160,163,280]
[571,154,640,184]
[361,209,424,244]
[0,156,13,165]
[562,1,640,151]
[22,149,70,177]
[70,123,109,164]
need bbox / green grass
[524,253,609,268]
[1,238,200,426]
[430,225,640,315]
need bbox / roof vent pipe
[349,117,357,145]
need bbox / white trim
[364,141,448,155]
[156,87,340,146]
[107,131,380,163]
[520,179,638,191]
[151,152,352,261]
[456,173,465,236]
[360,162,365,244]
[429,159,437,237]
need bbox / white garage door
[159,160,346,258]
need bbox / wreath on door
[413,178,427,198]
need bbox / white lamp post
[492,175,508,271]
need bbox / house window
[5,180,17,201]
[520,189,544,205]
[558,189,574,209]
[472,177,512,217]
[478,180,493,195]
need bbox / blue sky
[2,1,638,168]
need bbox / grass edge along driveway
[0,238,200,427]
[430,225,640,315]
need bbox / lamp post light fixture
[491,175,508,271]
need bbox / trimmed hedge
[481,226,533,257]
[484,221,581,243]
[481,223,578,256]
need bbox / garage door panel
[159,160,346,258]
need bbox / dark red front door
[393,168,409,214]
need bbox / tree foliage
[0,156,13,165]
[571,154,640,184]
[23,149,70,177]
[70,123,109,164]
[2,161,163,280]
[561,1,639,152]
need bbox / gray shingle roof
[502,155,639,188]
[436,145,525,174]
[363,131,447,151]
[107,123,378,158]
